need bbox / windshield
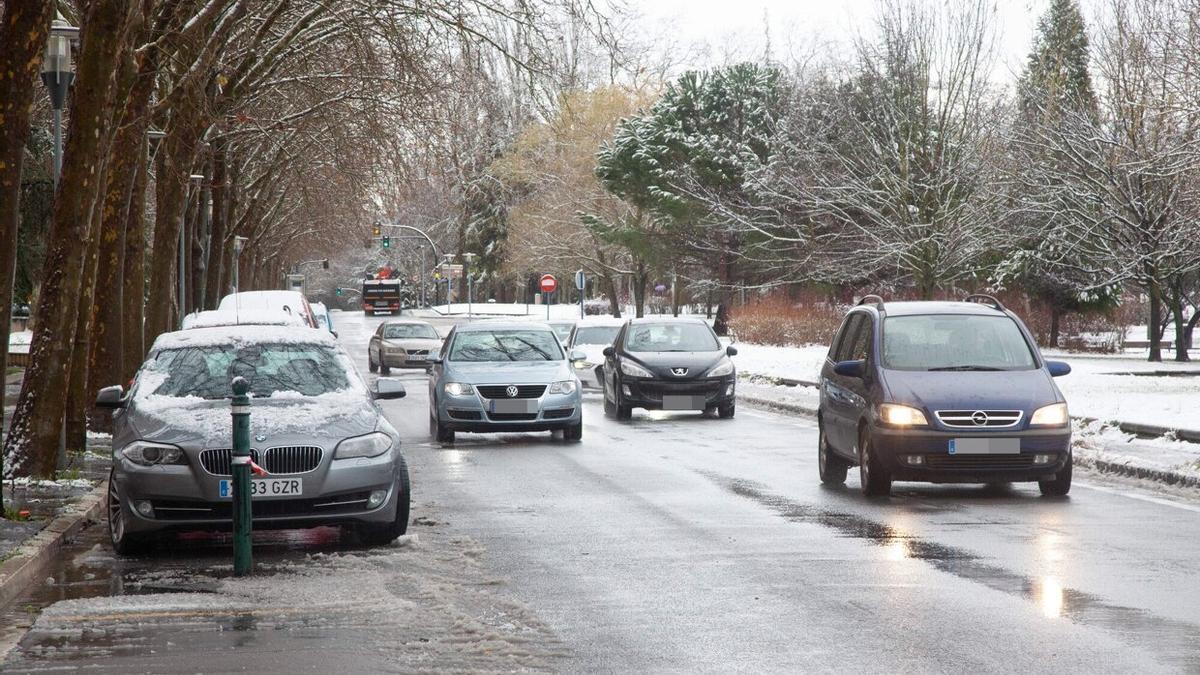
[882,315,1037,371]
[573,326,620,346]
[625,323,719,352]
[449,330,564,362]
[550,323,573,340]
[384,323,439,340]
[140,343,352,399]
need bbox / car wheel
[858,427,891,496]
[380,363,391,375]
[564,422,583,442]
[718,401,736,419]
[430,410,455,444]
[107,472,149,555]
[368,352,379,373]
[818,422,848,485]
[1038,452,1072,496]
[360,457,411,546]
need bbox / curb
[0,480,107,611]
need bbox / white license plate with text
[948,438,1020,455]
[218,478,302,499]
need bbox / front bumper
[620,376,736,410]
[870,426,1072,483]
[112,449,402,534]
[380,351,432,368]
[438,387,582,432]
[573,363,604,389]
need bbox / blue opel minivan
[817,295,1073,497]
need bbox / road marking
[1073,479,1200,513]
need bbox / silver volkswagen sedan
[428,322,584,443]
[96,325,410,554]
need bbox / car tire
[718,401,736,419]
[430,410,455,444]
[858,428,892,496]
[360,457,411,546]
[1038,452,1072,496]
[368,352,379,373]
[107,472,150,556]
[564,422,583,442]
[380,363,391,375]
[818,422,848,485]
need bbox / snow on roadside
[1073,419,1200,483]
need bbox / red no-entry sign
[539,274,557,294]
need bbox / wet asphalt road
[6,309,1200,672]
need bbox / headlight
[549,380,577,394]
[706,358,734,377]
[1030,402,1068,426]
[444,382,474,396]
[334,432,393,459]
[619,360,653,378]
[121,441,186,466]
[573,360,595,370]
[879,403,928,426]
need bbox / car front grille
[922,454,1036,471]
[199,446,322,476]
[633,380,722,402]
[477,384,546,400]
[150,491,372,521]
[543,408,575,419]
[448,409,482,420]
[935,410,1023,428]
[487,412,539,421]
[406,349,429,356]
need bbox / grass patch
[3,505,31,522]
[5,367,21,376]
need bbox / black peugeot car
[818,295,1073,497]
[601,318,737,419]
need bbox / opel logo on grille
[505,385,519,398]
[671,367,688,376]
[971,410,989,426]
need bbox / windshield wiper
[927,365,1005,371]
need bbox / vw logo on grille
[971,410,989,426]
[671,367,688,376]
[505,385,519,398]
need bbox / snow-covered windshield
[883,315,1037,371]
[449,330,564,362]
[573,326,620,346]
[141,343,352,399]
[384,323,439,340]
[625,323,719,352]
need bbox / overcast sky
[630,0,1059,84]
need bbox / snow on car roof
[149,324,335,353]
[217,290,308,312]
[181,309,307,330]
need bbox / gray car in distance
[428,322,585,444]
[368,320,442,374]
[96,325,410,554]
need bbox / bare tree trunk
[121,139,149,383]
[145,124,200,342]
[1148,285,1163,363]
[66,189,108,449]
[633,262,648,318]
[1169,285,1189,362]
[204,143,227,308]
[4,0,136,478]
[1049,306,1061,348]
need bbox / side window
[849,314,874,362]
[833,315,863,362]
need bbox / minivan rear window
[882,315,1037,371]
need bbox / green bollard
[231,376,253,576]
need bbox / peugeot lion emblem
[971,411,989,426]
[506,385,519,398]
[671,367,688,376]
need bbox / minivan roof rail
[964,294,1004,311]
[857,294,885,310]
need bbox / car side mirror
[726,345,738,357]
[569,349,587,361]
[833,359,865,378]
[373,378,407,400]
[95,385,126,409]
[602,346,615,358]
[1046,360,1071,377]
[426,355,443,364]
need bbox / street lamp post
[232,236,248,293]
[41,18,78,187]
[441,253,455,313]
[462,252,477,318]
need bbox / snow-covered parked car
[217,290,319,329]
[310,301,336,336]
[95,325,410,553]
[181,309,308,330]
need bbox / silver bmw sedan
[96,325,410,553]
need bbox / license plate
[406,354,426,361]
[663,395,706,410]
[948,438,1020,455]
[374,301,388,306]
[491,399,538,413]
[218,478,302,499]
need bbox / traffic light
[372,223,382,237]
[382,236,391,248]
[335,287,343,296]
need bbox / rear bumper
[870,426,1071,483]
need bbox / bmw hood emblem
[255,434,267,442]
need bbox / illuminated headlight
[619,360,653,378]
[705,359,734,377]
[1031,403,1068,426]
[444,382,474,396]
[334,432,393,459]
[121,441,186,467]
[573,360,595,370]
[879,403,928,427]
[549,380,577,395]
